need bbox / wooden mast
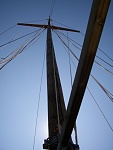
[17,16,80,150]
[46,17,66,137]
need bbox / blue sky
[0,0,113,150]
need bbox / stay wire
[67,32,78,145]
[87,87,113,132]
[57,30,113,68]
[0,28,45,70]
[53,29,79,61]
[0,29,39,49]
[91,75,113,102]
[32,49,46,150]
[54,29,113,132]
[52,19,76,30]
[56,30,113,78]
[80,31,113,63]
[54,29,113,103]
[0,24,16,36]
[50,0,56,16]
[0,30,40,63]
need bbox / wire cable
[50,0,56,16]
[32,49,46,150]
[0,29,39,49]
[57,30,113,69]
[67,32,79,145]
[87,87,113,132]
[91,75,113,102]
[0,28,45,70]
[0,24,16,36]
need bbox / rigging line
[67,31,78,145]
[95,61,113,76]
[58,32,113,131]
[98,47,113,62]
[80,31,113,62]
[54,29,113,103]
[67,32,73,86]
[57,30,82,50]
[59,35,113,132]
[96,55,113,68]
[32,48,46,150]
[57,30,113,73]
[52,19,76,30]
[23,19,47,24]
[20,29,46,54]
[0,29,40,48]
[50,0,56,16]
[58,30,113,68]
[0,28,44,64]
[0,24,16,36]
[87,87,113,132]
[58,36,77,70]
[53,29,79,61]
[0,31,23,51]
[0,32,37,64]
[55,30,113,131]
[0,29,45,69]
[91,74,113,102]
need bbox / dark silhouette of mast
[17,0,110,148]
[18,16,79,150]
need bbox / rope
[80,32,113,63]
[50,0,56,16]
[87,87,113,132]
[23,19,47,24]
[91,75,113,102]
[0,24,16,36]
[0,28,46,70]
[54,29,113,131]
[0,29,39,49]
[53,29,79,61]
[96,55,113,68]
[67,32,78,145]
[95,61,113,76]
[98,48,113,62]
[52,19,75,30]
[32,48,46,150]
[57,30,113,69]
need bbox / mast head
[47,16,52,26]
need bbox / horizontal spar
[17,23,80,32]
[17,23,48,28]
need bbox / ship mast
[17,0,110,149]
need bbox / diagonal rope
[32,49,46,150]
[0,29,39,49]
[57,30,113,68]
[54,29,113,104]
[0,28,45,70]
[0,24,16,36]
[91,75,113,102]
[67,31,78,145]
[54,27,113,134]
[50,0,56,16]
[87,87,113,132]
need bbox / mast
[17,16,80,150]
[46,17,66,137]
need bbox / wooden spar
[17,23,80,33]
[46,17,66,137]
[57,0,111,149]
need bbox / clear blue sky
[0,0,113,150]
